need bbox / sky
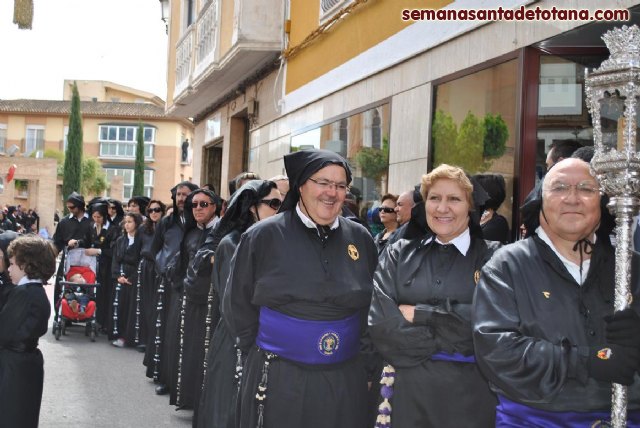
[0,0,168,100]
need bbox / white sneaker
[111,338,125,348]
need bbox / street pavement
[38,279,193,427]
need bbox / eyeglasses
[191,201,213,209]
[547,182,599,198]
[66,205,76,211]
[380,207,396,214]
[147,207,163,214]
[260,199,282,211]
[308,177,349,192]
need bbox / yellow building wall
[286,0,451,93]
[218,0,235,58]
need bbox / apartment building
[163,0,639,239]
[0,80,194,208]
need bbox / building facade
[163,0,638,238]
[0,80,194,209]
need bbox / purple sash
[256,307,360,365]
[431,351,476,363]
[497,395,640,427]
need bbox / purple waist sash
[256,307,360,365]
[497,395,640,427]
[430,351,476,363]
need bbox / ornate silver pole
[585,24,640,428]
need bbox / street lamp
[585,24,640,428]
[159,0,170,34]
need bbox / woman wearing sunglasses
[374,193,399,255]
[140,200,167,372]
[194,180,281,428]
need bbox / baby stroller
[52,248,99,341]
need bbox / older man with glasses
[474,158,640,425]
[223,149,377,428]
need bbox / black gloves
[587,344,640,385]
[605,308,640,348]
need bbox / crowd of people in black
[3,140,640,428]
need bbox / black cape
[369,233,500,427]
[0,281,50,428]
[223,210,377,428]
[473,235,640,412]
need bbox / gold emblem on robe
[348,244,359,261]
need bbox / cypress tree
[62,81,83,213]
[132,122,145,197]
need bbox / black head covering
[89,202,109,224]
[129,196,151,214]
[0,230,18,272]
[281,149,352,212]
[170,181,199,220]
[183,188,220,230]
[473,174,506,211]
[66,192,85,210]
[107,199,125,218]
[204,180,277,256]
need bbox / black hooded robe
[196,230,241,428]
[0,281,50,428]
[111,233,141,345]
[368,233,499,428]
[224,211,377,428]
[151,182,198,389]
[172,223,216,408]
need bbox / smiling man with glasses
[223,149,377,428]
[474,158,640,425]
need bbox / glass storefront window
[290,103,391,230]
[432,59,517,237]
[535,55,606,181]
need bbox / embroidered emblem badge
[348,244,359,261]
[597,347,612,360]
[542,291,551,299]
[318,332,340,356]
[474,270,480,285]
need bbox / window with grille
[98,125,155,159]
[25,125,45,154]
[104,168,154,199]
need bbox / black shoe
[155,384,168,395]
[136,344,146,353]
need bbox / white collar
[295,204,340,231]
[69,212,89,221]
[197,216,219,230]
[18,276,41,285]
[424,227,471,256]
[536,226,594,285]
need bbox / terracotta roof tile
[0,99,177,119]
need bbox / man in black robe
[172,188,220,408]
[223,149,377,428]
[473,158,640,425]
[151,181,198,395]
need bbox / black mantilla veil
[169,181,199,224]
[192,180,277,278]
[280,149,352,213]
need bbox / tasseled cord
[255,351,276,428]
[375,364,396,428]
